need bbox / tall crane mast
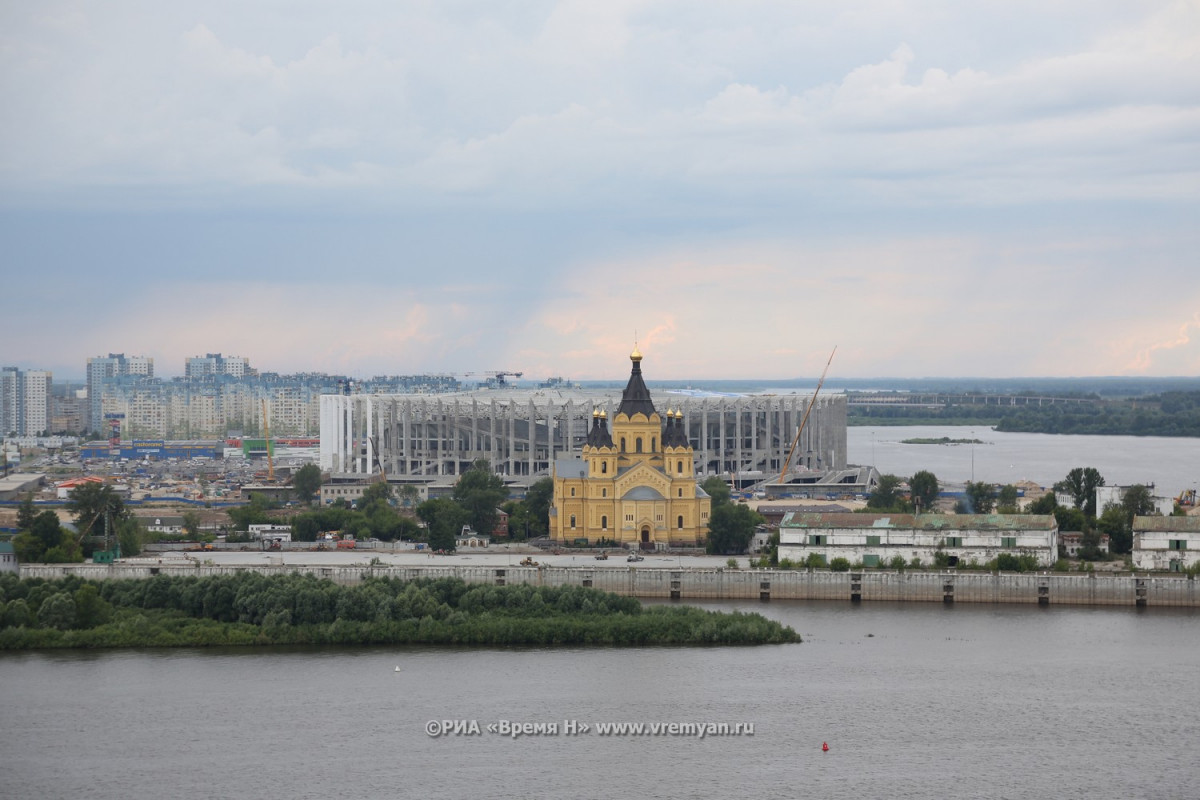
[778,346,837,485]
[261,398,274,482]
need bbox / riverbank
[19,561,1199,607]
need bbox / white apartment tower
[185,354,251,379]
[86,354,153,432]
[1,367,53,436]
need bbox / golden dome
[593,408,600,418]
[630,344,642,362]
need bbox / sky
[2,1,1198,381]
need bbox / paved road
[145,548,746,570]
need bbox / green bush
[829,557,851,572]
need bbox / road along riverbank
[19,562,1199,607]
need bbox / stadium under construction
[319,386,856,494]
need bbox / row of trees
[849,390,1200,437]
[230,460,552,553]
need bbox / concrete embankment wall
[18,563,1200,608]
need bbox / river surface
[3,600,1197,800]
[849,425,1199,498]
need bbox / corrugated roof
[780,512,1056,531]
[1133,515,1200,533]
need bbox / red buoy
[822,741,829,752]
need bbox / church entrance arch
[640,527,652,550]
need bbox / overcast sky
[2,1,1198,380]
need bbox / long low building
[778,512,1059,568]
[320,388,847,481]
[1133,516,1200,572]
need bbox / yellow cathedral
[551,348,711,549]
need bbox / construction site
[319,386,853,494]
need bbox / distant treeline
[850,391,1200,436]
[0,573,800,650]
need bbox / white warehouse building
[1132,516,1200,572]
[778,512,1060,568]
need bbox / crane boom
[778,346,837,485]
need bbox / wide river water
[849,425,1199,498]
[3,600,1197,799]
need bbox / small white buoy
[395,665,402,672]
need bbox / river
[3,600,1197,799]
[849,425,1199,498]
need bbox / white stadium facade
[320,387,847,486]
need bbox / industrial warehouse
[319,373,848,489]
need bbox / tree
[228,494,273,531]
[962,481,996,514]
[292,463,323,506]
[360,481,393,511]
[417,498,468,552]
[1027,492,1058,515]
[396,484,420,508]
[1120,484,1157,520]
[452,459,507,535]
[1054,507,1088,533]
[706,504,764,555]
[66,482,127,533]
[16,494,37,532]
[182,510,202,538]
[909,471,939,514]
[700,476,732,508]
[109,517,145,557]
[13,510,80,563]
[1054,467,1105,518]
[522,478,554,538]
[73,584,113,628]
[996,485,1020,514]
[1097,505,1132,554]
[867,474,908,511]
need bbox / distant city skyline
[3,2,1198,380]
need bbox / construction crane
[261,399,274,482]
[462,370,524,387]
[1177,489,1197,508]
[368,435,387,483]
[778,346,837,485]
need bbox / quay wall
[18,563,1200,608]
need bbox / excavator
[1176,489,1197,508]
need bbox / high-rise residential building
[86,354,153,432]
[0,367,53,436]
[185,354,252,379]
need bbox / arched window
[636,438,643,453]
[601,461,607,474]
[677,515,684,529]
[601,515,608,530]
[570,487,575,497]
[620,437,626,452]
[677,460,683,474]
[570,515,576,528]
[651,437,656,451]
